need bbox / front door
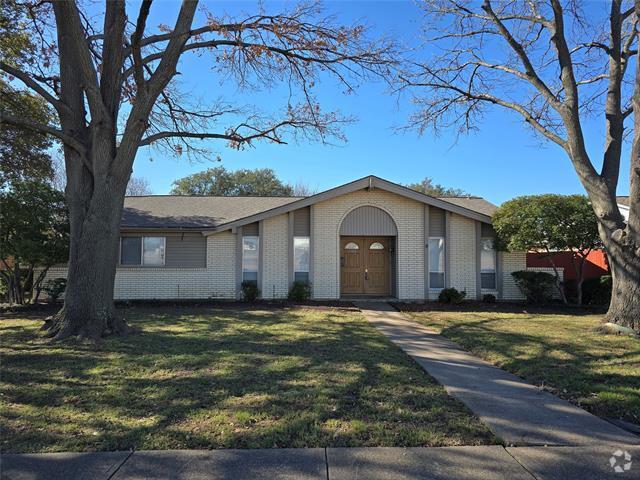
[340,237,390,296]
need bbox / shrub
[241,281,260,302]
[43,278,67,303]
[582,275,612,306]
[288,281,311,302]
[511,270,555,304]
[482,293,496,303]
[438,287,466,304]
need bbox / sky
[128,0,631,205]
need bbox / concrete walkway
[357,302,640,447]
[3,445,640,479]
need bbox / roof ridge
[125,195,305,199]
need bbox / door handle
[364,268,368,280]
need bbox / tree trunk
[605,244,640,331]
[43,177,130,341]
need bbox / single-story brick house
[44,175,530,301]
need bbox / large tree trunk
[43,169,131,341]
[605,242,640,331]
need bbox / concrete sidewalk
[2,445,639,479]
[357,302,639,447]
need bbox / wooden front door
[340,237,390,296]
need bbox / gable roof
[120,175,497,232]
[121,196,301,229]
[202,175,495,234]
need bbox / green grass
[402,307,640,424]
[0,306,496,453]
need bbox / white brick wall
[312,189,425,300]
[207,231,236,298]
[501,252,527,300]
[40,231,236,300]
[449,214,477,299]
[261,214,289,299]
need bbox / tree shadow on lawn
[0,307,495,453]
[432,315,640,424]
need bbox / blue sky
[130,0,630,204]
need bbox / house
[43,175,530,301]
[526,196,630,285]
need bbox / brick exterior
[312,189,424,300]
[448,213,477,299]
[38,190,529,302]
[40,231,236,300]
[261,214,289,299]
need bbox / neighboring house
[43,175,530,301]
[525,196,629,282]
[617,196,630,222]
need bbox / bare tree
[126,176,152,196]
[404,0,639,331]
[290,181,318,196]
[0,0,395,340]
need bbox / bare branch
[0,111,85,155]
[0,62,68,115]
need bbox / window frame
[242,235,260,284]
[119,235,166,267]
[293,236,310,284]
[428,236,445,290]
[480,237,497,290]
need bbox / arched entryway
[339,206,397,297]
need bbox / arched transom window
[344,242,360,250]
[369,242,384,250]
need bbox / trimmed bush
[438,288,466,304]
[241,281,260,302]
[288,281,311,302]
[482,293,496,303]
[582,275,612,306]
[43,278,66,303]
[511,270,555,304]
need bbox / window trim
[428,236,446,290]
[119,235,166,267]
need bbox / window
[293,237,310,283]
[120,237,142,265]
[344,242,359,250]
[481,238,497,289]
[242,236,259,284]
[429,237,445,289]
[120,236,165,266]
[369,242,384,250]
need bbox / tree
[405,1,640,331]
[0,1,54,186]
[0,181,69,305]
[171,167,294,196]
[0,1,394,339]
[406,177,468,197]
[126,176,153,196]
[289,181,317,196]
[493,195,603,305]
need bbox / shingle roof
[617,196,629,207]
[436,196,498,217]
[121,176,499,230]
[121,196,302,229]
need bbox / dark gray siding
[243,222,259,236]
[293,207,310,236]
[165,233,206,268]
[429,207,446,236]
[339,206,397,236]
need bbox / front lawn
[0,306,495,453]
[399,305,640,425]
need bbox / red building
[526,250,609,281]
